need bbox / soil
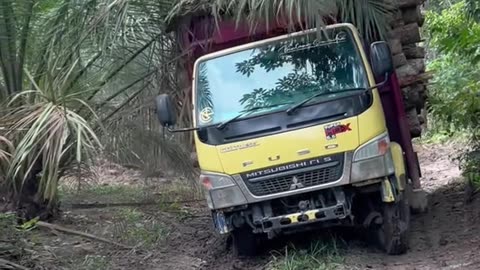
[2,143,480,270]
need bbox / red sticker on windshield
[325,122,352,140]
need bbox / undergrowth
[59,185,147,204]
[80,255,110,270]
[425,1,480,189]
[268,239,344,270]
[0,213,29,265]
[416,129,470,144]
[459,140,480,189]
[59,180,201,206]
[114,208,169,248]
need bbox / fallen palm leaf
[16,217,40,232]
[37,221,134,249]
[0,258,29,270]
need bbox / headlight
[353,132,390,162]
[351,132,394,182]
[200,173,248,210]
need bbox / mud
[162,143,480,270]
[3,143,480,270]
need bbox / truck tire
[232,226,258,257]
[377,195,410,255]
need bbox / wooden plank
[403,44,426,58]
[389,10,405,28]
[402,6,422,24]
[388,38,403,55]
[393,53,408,67]
[398,23,422,45]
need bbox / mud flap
[390,142,428,212]
[390,142,406,192]
[381,178,395,203]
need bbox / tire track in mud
[163,143,480,270]
[345,182,480,270]
[334,143,480,270]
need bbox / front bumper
[255,188,350,234]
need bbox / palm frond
[102,109,199,189]
[0,134,14,170]
[167,0,394,41]
[0,0,204,211]
[5,92,102,204]
[338,0,394,42]
[167,0,336,31]
[0,134,12,188]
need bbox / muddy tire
[231,226,258,257]
[377,196,410,255]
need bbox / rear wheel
[377,195,410,255]
[231,226,259,257]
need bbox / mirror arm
[378,72,389,87]
[369,72,390,90]
[166,126,199,133]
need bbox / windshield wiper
[286,87,366,115]
[286,73,390,115]
[216,103,292,130]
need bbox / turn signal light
[378,138,389,155]
[201,176,213,190]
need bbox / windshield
[195,26,369,126]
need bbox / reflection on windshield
[195,27,368,126]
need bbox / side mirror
[155,94,176,127]
[370,41,394,78]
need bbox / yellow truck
[155,23,420,256]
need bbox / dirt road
[3,143,480,270]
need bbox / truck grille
[243,157,344,196]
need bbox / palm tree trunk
[15,158,57,221]
[16,0,35,94]
[0,0,19,95]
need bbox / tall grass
[269,239,344,270]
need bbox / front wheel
[231,226,259,257]
[377,195,410,255]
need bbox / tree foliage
[427,2,480,63]
[426,1,480,131]
[167,0,394,42]
[426,1,480,185]
[0,0,182,216]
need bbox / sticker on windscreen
[199,107,214,124]
[324,122,352,140]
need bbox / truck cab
[156,23,413,256]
